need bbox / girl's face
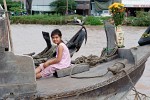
[51,34,61,44]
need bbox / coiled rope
[74,46,118,66]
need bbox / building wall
[32,0,55,12]
[122,0,150,16]
[122,0,150,8]
[91,0,150,16]
[91,2,96,15]
[75,0,91,15]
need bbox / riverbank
[10,11,150,26]
[10,15,110,25]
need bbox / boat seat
[53,64,90,78]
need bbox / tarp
[94,0,112,11]
[94,0,121,11]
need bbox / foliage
[50,0,77,15]
[109,2,125,26]
[11,14,78,25]
[125,11,150,26]
[10,7,24,14]
[136,11,150,18]
[85,16,110,25]
[0,0,24,14]
[10,14,110,25]
[142,33,150,38]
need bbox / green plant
[10,14,111,25]
[84,16,103,25]
[0,0,23,13]
[126,11,150,26]
[50,0,77,15]
[142,33,150,38]
[136,11,150,18]
[109,3,125,26]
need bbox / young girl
[35,29,71,79]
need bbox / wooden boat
[34,22,150,100]
[0,4,149,99]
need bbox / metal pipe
[3,0,14,52]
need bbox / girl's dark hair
[51,29,62,37]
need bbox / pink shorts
[39,63,58,78]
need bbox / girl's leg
[35,66,42,74]
[36,73,42,79]
[36,66,57,79]
[35,66,42,79]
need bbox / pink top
[54,42,71,69]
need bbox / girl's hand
[43,44,64,68]
[43,61,50,68]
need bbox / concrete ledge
[0,51,36,98]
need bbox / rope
[131,89,150,100]
[70,59,150,100]
[74,55,106,66]
[122,70,142,100]
[70,71,109,79]
[70,61,124,79]
[73,46,118,67]
[122,70,150,100]
[100,46,118,58]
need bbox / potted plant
[109,2,126,48]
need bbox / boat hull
[50,60,146,100]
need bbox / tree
[50,0,77,15]
[0,0,24,15]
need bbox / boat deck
[36,45,150,98]
[36,58,133,97]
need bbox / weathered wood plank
[0,18,9,51]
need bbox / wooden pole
[3,0,14,52]
[66,0,68,15]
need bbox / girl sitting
[35,29,71,79]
